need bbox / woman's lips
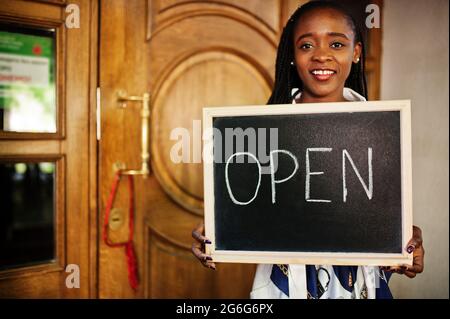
[310,69,336,81]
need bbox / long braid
[268,1,368,104]
[345,28,368,100]
[268,10,303,105]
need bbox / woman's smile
[309,68,337,82]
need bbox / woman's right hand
[191,223,216,270]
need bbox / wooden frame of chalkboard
[203,100,413,266]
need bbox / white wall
[381,0,449,298]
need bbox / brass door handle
[114,90,151,178]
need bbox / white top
[292,87,366,104]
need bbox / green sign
[0,28,56,133]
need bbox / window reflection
[0,161,55,270]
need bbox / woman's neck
[297,88,347,103]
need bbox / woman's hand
[191,223,216,270]
[382,225,424,278]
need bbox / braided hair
[267,1,368,104]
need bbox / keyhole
[109,208,124,230]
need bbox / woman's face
[293,8,362,102]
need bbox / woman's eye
[331,42,345,48]
[299,43,313,50]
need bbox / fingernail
[206,256,213,261]
[210,266,216,270]
[204,239,212,244]
[407,245,415,254]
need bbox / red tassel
[104,172,140,291]
[125,242,139,291]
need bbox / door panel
[148,0,281,43]
[99,0,291,298]
[0,0,97,298]
[151,50,273,214]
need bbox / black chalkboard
[203,101,413,265]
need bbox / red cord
[103,171,139,290]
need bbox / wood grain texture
[0,0,95,298]
[0,0,62,22]
[146,3,277,214]
[88,0,99,299]
[99,0,149,298]
[99,0,273,298]
[151,50,272,214]
[148,0,280,42]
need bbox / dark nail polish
[407,245,415,254]
[204,239,212,244]
[206,256,213,261]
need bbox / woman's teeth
[311,70,335,75]
[310,69,336,81]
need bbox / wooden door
[0,0,97,297]
[98,0,304,298]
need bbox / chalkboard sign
[203,100,413,266]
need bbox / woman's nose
[312,47,333,62]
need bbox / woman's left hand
[382,225,424,278]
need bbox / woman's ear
[353,42,362,63]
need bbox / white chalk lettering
[225,147,374,205]
[225,152,261,205]
[342,148,373,202]
[270,150,299,204]
[305,148,332,203]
